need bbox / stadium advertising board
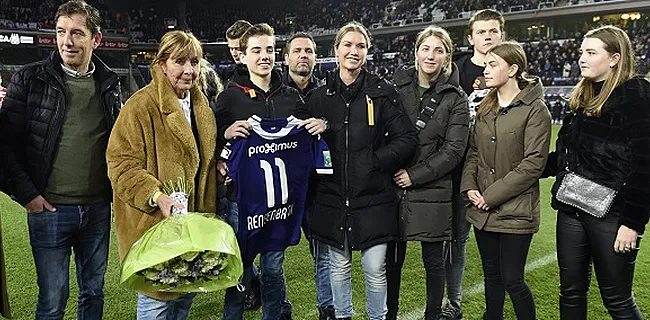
[0,33,34,45]
[37,35,129,50]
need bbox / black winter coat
[0,52,121,205]
[302,69,418,251]
[393,64,469,242]
[544,77,650,234]
[215,67,303,150]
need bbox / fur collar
[148,63,216,169]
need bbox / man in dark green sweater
[0,1,122,319]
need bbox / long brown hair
[568,25,634,117]
[477,41,535,120]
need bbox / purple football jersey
[222,115,332,266]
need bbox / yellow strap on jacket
[366,95,374,126]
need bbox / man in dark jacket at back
[221,19,253,84]
[0,1,121,319]
[283,32,322,96]
[282,32,335,320]
[443,8,505,320]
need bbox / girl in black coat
[544,25,650,319]
[303,22,418,320]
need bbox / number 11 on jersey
[259,158,289,208]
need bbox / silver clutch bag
[556,172,617,218]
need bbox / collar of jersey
[248,115,302,140]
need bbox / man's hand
[25,195,56,214]
[156,194,184,218]
[299,118,328,135]
[225,120,252,140]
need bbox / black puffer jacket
[544,77,650,234]
[215,67,303,149]
[0,51,121,205]
[302,69,418,251]
[393,63,469,242]
[215,67,304,202]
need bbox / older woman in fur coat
[107,30,218,319]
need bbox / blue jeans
[304,205,333,309]
[27,202,111,320]
[223,201,291,320]
[136,293,195,320]
[310,238,333,308]
[329,240,387,320]
[445,193,471,305]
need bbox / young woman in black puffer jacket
[385,25,469,320]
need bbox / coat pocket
[495,191,533,221]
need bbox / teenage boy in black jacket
[215,23,326,320]
[443,8,505,320]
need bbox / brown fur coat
[107,63,218,300]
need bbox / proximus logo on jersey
[248,141,299,157]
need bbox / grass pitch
[1,125,648,319]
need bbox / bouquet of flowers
[161,177,192,215]
[137,250,229,287]
[120,213,243,293]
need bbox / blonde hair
[199,59,223,102]
[333,21,372,68]
[569,25,634,117]
[478,41,535,120]
[334,21,372,49]
[153,30,203,65]
[414,25,453,78]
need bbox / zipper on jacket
[43,85,65,186]
[492,114,499,175]
[343,99,350,209]
[400,189,407,234]
[100,75,119,128]
[344,99,352,248]
[266,98,276,118]
[264,86,282,118]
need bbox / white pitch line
[399,252,557,320]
